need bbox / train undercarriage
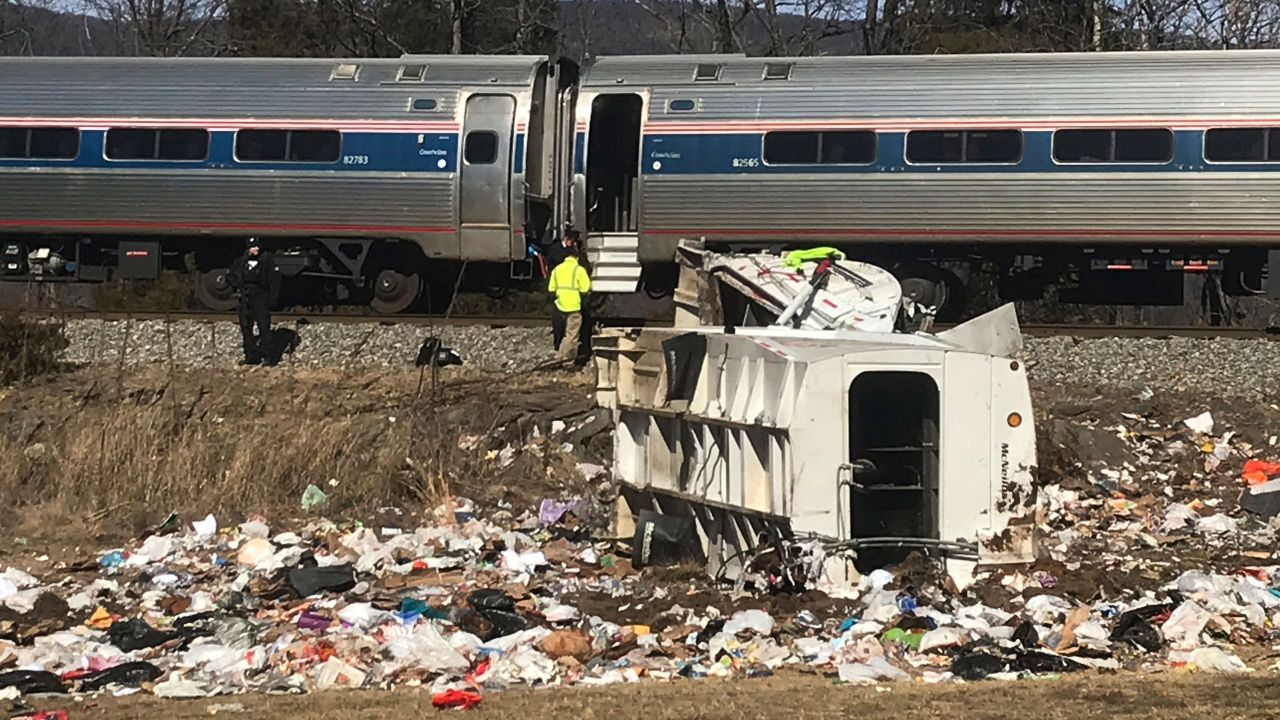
[0,234,1276,325]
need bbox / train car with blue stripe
[5,49,1280,315]
[573,51,1280,314]
[0,55,575,312]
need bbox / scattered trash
[1183,411,1214,435]
[300,484,329,512]
[432,689,482,710]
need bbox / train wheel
[370,268,422,314]
[194,268,237,312]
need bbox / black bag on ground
[632,510,699,568]
[79,661,163,691]
[0,669,66,694]
[288,565,356,598]
[106,619,175,652]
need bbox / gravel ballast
[59,319,557,371]
[1024,336,1280,399]
[52,318,1280,398]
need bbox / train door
[585,94,643,233]
[578,92,644,293]
[460,94,516,260]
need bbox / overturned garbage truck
[594,249,1037,586]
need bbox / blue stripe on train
[0,130,508,173]
[643,129,1253,175]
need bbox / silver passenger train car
[0,55,574,311]
[3,49,1280,313]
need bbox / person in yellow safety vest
[548,237,592,366]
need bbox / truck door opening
[848,371,940,570]
[586,94,642,233]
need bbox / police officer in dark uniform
[228,237,281,366]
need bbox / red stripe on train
[0,219,454,233]
[645,227,1280,238]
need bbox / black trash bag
[950,652,1008,681]
[1011,650,1087,674]
[288,565,356,598]
[632,510,699,569]
[1011,621,1040,649]
[696,618,727,646]
[467,589,527,640]
[106,619,176,652]
[1110,604,1171,653]
[481,610,528,640]
[79,661,163,691]
[0,669,66,694]
[467,589,516,613]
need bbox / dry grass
[0,363,590,545]
[35,671,1280,720]
[0,313,66,384]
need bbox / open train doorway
[586,94,642,233]
[848,371,940,571]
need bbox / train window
[288,130,341,162]
[1053,128,1173,163]
[105,129,156,160]
[236,130,288,161]
[764,132,819,164]
[235,129,340,163]
[1115,129,1173,162]
[764,62,793,80]
[0,127,78,160]
[158,130,209,160]
[820,132,876,163]
[694,63,722,82]
[1204,128,1278,162]
[764,131,876,165]
[906,131,963,163]
[965,130,1022,163]
[107,128,208,161]
[0,129,25,158]
[411,98,439,112]
[907,130,1021,164]
[29,129,80,160]
[398,64,427,82]
[464,131,499,164]
[668,99,696,112]
[1053,130,1110,162]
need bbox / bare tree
[75,0,228,55]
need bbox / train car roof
[583,49,1280,119]
[582,48,1280,86]
[0,55,549,121]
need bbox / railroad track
[14,310,1280,339]
[1015,324,1280,339]
[17,309,550,328]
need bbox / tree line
[1,0,1277,58]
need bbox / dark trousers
[551,307,567,351]
[238,293,272,364]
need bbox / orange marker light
[1007,413,1023,428]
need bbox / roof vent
[398,64,427,82]
[330,63,360,81]
[694,63,722,82]
[764,62,793,80]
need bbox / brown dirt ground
[25,672,1280,720]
